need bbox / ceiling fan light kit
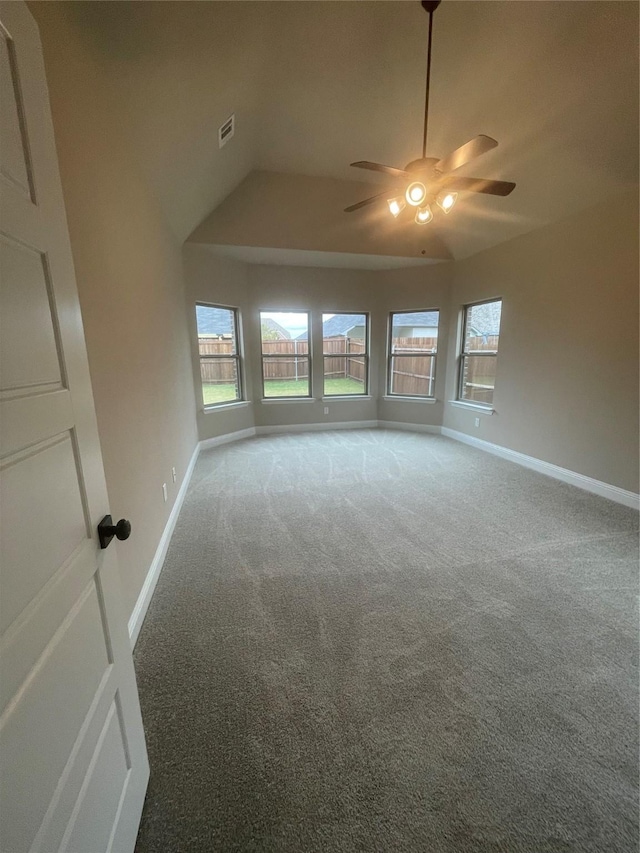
[436,191,457,213]
[406,181,427,206]
[344,0,515,224]
[388,197,406,218]
[415,204,433,224]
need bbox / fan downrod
[343,0,516,216]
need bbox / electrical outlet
[474,417,480,428]
[171,466,177,483]
[324,407,329,415]
[162,483,168,502]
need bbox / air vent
[218,114,235,149]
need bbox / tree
[261,322,280,341]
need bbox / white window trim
[203,400,251,413]
[383,395,437,404]
[260,397,317,404]
[322,311,370,397]
[386,309,440,399]
[259,309,312,400]
[448,400,494,414]
[196,302,244,408]
[457,298,501,407]
[322,395,372,401]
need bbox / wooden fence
[199,336,363,384]
[460,335,499,403]
[199,337,236,384]
[261,339,310,381]
[389,337,437,396]
[199,334,499,394]
[199,337,311,383]
[323,338,366,384]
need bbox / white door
[0,3,149,851]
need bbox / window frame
[259,310,312,400]
[457,297,502,407]
[322,312,370,397]
[386,309,439,399]
[196,302,244,409]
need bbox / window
[196,303,243,406]
[458,299,502,406]
[260,311,311,398]
[387,310,439,398]
[322,313,368,396]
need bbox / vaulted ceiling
[60,1,638,264]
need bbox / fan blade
[435,135,498,174]
[344,191,391,213]
[442,176,516,196]
[350,161,412,179]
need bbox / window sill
[203,400,251,413]
[260,397,316,404]
[322,395,372,401]
[448,400,494,414]
[383,395,437,404]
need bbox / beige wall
[185,255,378,431]
[29,1,637,630]
[443,191,639,493]
[183,251,455,435]
[183,248,256,441]
[248,265,378,429]
[185,194,638,496]
[32,3,199,620]
[376,264,453,428]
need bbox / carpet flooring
[133,430,639,852]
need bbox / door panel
[0,236,62,392]
[1,585,111,852]
[0,25,34,200]
[1,390,74,457]
[1,434,88,632]
[0,4,149,852]
[64,703,131,853]
[0,543,96,714]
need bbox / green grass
[202,376,365,405]
[262,378,310,397]
[322,377,366,396]
[202,383,240,405]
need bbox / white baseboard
[200,427,256,450]
[128,441,201,647]
[378,420,441,435]
[256,420,378,435]
[441,427,639,510]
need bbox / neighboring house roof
[261,317,291,339]
[196,308,291,339]
[196,305,234,335]
[391,311,440,328]
[468,301,502,336]
[297,311,441,340]
[297,313,367,340]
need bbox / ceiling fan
[345,0,515,224]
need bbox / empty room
[1,1,638,851]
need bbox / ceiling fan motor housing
[405,157,440,174]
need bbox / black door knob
[113,518,131,540]
[98,515,132,549]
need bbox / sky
[261,311,335,336]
